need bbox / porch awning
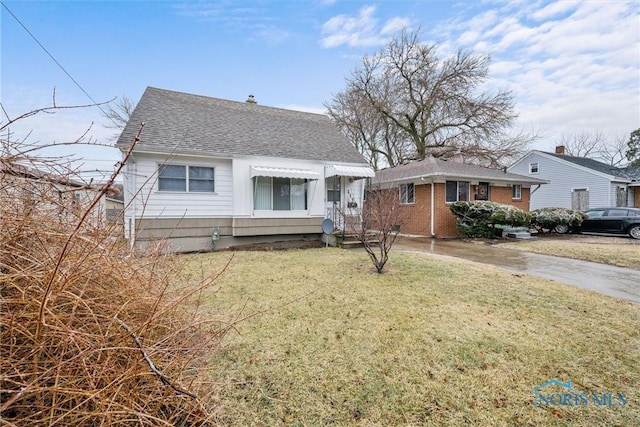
[325,165,375,178]
[250,166,320,180]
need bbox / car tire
[629,225,640,240]
[554,224,569,234]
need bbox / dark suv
[579,207,640,239]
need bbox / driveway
[394,236,640,304]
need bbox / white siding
[122,151,371,243]
[124,154,233,219]
[508,152,611,210]
[345,178,365,205]
[232,157,327,217]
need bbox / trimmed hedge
[450,201,531,238]
[530,207,587,232]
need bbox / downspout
[530,184,541,195]
[430,177,435,237]
[252,176,256,216]
[129,156,137,249]
[360,177,366,224]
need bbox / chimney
[555,145,565,154]
[451,151,464,163]
[246,94,257,104]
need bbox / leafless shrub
[341,182,406,273]
[1,104,230,425]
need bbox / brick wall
[397,183,532,238]
[399,184,432,236]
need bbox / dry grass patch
[183,249,639,426]
[498,236,640,269]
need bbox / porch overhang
[250,166,320,180]
[325,164,375,178]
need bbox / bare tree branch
[340,182,406,273]
[326,28,532,168]
[102,95,135,130]
[114,315,197,399]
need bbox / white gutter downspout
[430,177,435,237]
[129,157,137,250]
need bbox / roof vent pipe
[246,94,257,104]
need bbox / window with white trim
[158,165,215,192]
[399,183,415,204]
[445,181,470,203]
[254,176,308,210]
[512,184,522,200]
[529,162,539,174]
[326,176,341,202]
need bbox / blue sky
[1,0,639,180]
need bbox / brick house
[373,157,548,237]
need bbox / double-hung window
[445,181,470,203]
[326,176,341,202]
[529,162,539,174]
[158,164,215,192]
[512,184,522,200]
[399,183,415,204]
[254,177,308,210]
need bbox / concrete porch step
[505,231,533,239]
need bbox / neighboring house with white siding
[116,87,374,252]
[508,146,640,211]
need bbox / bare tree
[326,90,408,170]
[102,95,135,138]
[600,134,629,167]
[342,182,405,274]
[558,130,629,166]
[558,131,604,157]
[326,28,533,168]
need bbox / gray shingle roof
[545,152,630,179]
[116,87,368,164]
[375,157,548,184]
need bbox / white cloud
[320,5,411,48]
[253,26,291,46]
[433,0,640,147]
[172,2,291,46]
[381,17,412,35]
[530,0,577,20]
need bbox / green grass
[180,248,639,426]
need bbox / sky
[1,0,639,181]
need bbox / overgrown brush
[1,120,229,425]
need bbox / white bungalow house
[508,146,640,211]
[0,162,112,226]
[116,87,374,252]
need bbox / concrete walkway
[394,237,640,304]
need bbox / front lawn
[182,248,639,426]
[498,236,640,269]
